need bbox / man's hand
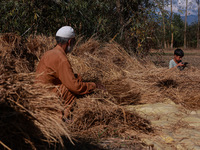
[74,73,83,81]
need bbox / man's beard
[65,45,74,53]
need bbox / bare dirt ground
[148,49,200,69]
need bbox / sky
[164,0,198,16]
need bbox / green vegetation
[0,0,199,55]
[0,0,67,35]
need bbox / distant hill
[181,15,198,25]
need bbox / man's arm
[58,60,96,95]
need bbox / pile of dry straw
[1,33,200,149]
[0,34,71,149]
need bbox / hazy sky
[164,0,198,16]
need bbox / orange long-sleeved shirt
[36,45,96,95]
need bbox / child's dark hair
[174,49,184,57]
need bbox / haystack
[1,33,200,149]
[1,34,154,149]
[69,38,200,109]
[0,72,73,149]
[66,38,200,148]
[0,34,71,150]
[0,33,56,73]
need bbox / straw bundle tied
[1,33,200,149]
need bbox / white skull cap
[56,26,75,38]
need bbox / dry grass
[68,91,153,139]
[0,33,55,73]
[1,33,200,149]
[147,49,200,109]
[0,72,72,150]
[25,34,56,61]
[0,34,71,150]
[69,38,200,110]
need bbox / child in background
[169,49,187,70]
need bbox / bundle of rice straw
[25,34,56,61]
[0,34,72,149]
[0,72,72,150]
[67,91,154,138]
[0,33,55,73]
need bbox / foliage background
[0,0,199,55]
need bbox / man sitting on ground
[35,26,96,120]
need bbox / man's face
[65,38,76,53]
[174,55,182,62]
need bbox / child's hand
[177,62,185,67]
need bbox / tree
[162,0,167,49]
[197,0,200,48]
[0,0,167,54]
[187,23,197,48]
[170,0,173,48]
[173,14,184,47]
[155,0,167,49]
[184,0,188,49]
[0,0,68,36]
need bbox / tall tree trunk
[184,0,188,49]
[162,0,166,49]
[162,15,167,49]
[155,0,166,49]
[170,0,173,49]
[197,0,200,48]
[116,0,124,26]
[116,0,124,40]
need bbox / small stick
[0,141,12,150]
[21,23,35,37]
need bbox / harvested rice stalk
[0,73,72,149]
[67,94,154,141]
[105,78,141,105]
[25,35,56,61]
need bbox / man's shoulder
[45,48,59,55]
[45,48,69,64]
[44,48,65,58]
